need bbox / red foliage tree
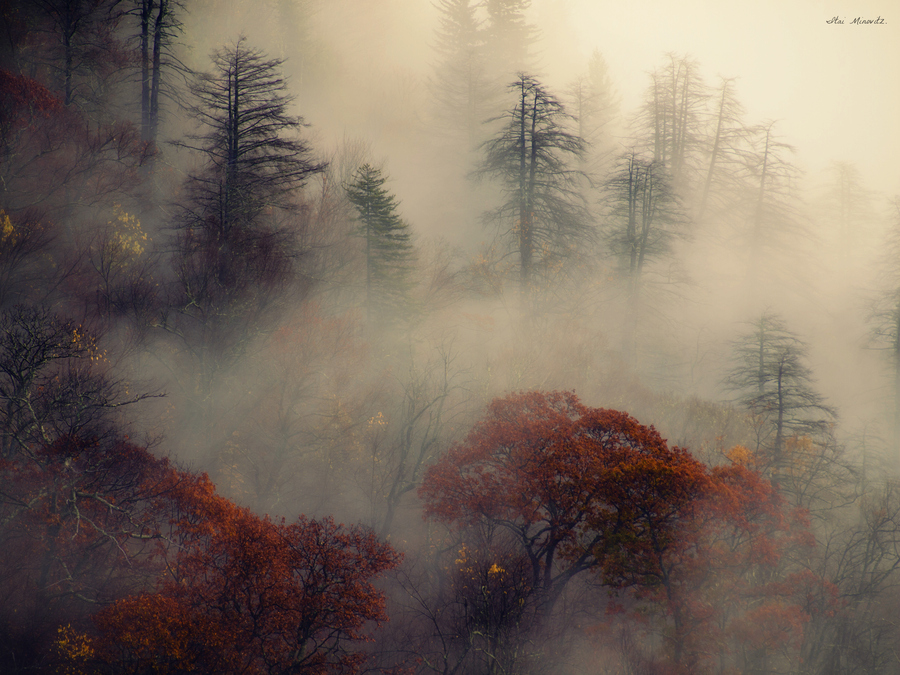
[419,390,712,609]
[0,434,183,671]
[419,391,815,673]
[88,473,402,675]
[0,69,149,220]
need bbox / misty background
[2,0,900,672]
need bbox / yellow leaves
[488,563,505,577]
[52,624,95,674]
[725,444,756,466]
[70,325,105,363]
[368,411,386,428]
[454,543,469,567]
[95,204,149,274]
[109,204,148,258]
[0,210,16,246]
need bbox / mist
[0,0,899,673]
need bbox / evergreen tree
[345,164,415,325]
[723,312,836,469]
[636,53,708,190]
[484,0,537,81]
[176,37,325,236]
[162,39,325,423]
[740,120,805,266]
[697,76,750,221]
[600,148,687,367]
[477,74,590,290]
[602,149,685,303]
[566,49,620,178]
[429,0,492,149]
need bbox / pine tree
[429,0,492,149]
[566,49,620,177]
[176,37,325,236]
[163,38,325,409]
[636,53,708,190]
[723,312,836,468]
[345,164,415,325]
[483,0,537,80]
[477,74,590,290]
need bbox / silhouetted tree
[175,37,325,236]
[133,0,184,148]
[723,312,837,470]
[25,0,129,109]
[477,74,590,290]
[483,0,537,81]
[740,121,805,265]
[566,49,620,178]
[637,53,707,189]
[345,164,415,325]
[602,149,686,303]
[429,0,492,149]
[697,76,751,221]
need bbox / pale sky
[552,0,899,198]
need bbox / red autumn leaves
[5,388,815,674]
[2,435,400,675]
[92,481,401,675]
[419,390,817,672]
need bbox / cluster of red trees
[1,430,400,674]
[417,391,827,674]
[0,326,819,674]
[0,5,848,672]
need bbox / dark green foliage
[477,74,591,289]
[176,37,325,236]
[602,149,686,300]
[723,312,836,463]
[345,164,415,324]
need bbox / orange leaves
[420,390,817,672]
[420,390,712,601]
[91,477,401,675]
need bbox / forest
[0,0,898,673]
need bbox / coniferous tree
[162,39,325,444]
[484,0,537,82]
[566,49,620,178]
[723,312,837,469]
[740,121,805,266]
[345,164,415,325]
[477,74,590,290]
[697,76,751,221]
[637,53,707,190]
[602,149,686,303]
[429,0,492,149]
[176,37,325,237]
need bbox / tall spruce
[477,74,590,290]
[345,164,415,325]
[429,0,492,149]
[176,37,325,236]
[723,312,836,470]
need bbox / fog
[2,0,900,673]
